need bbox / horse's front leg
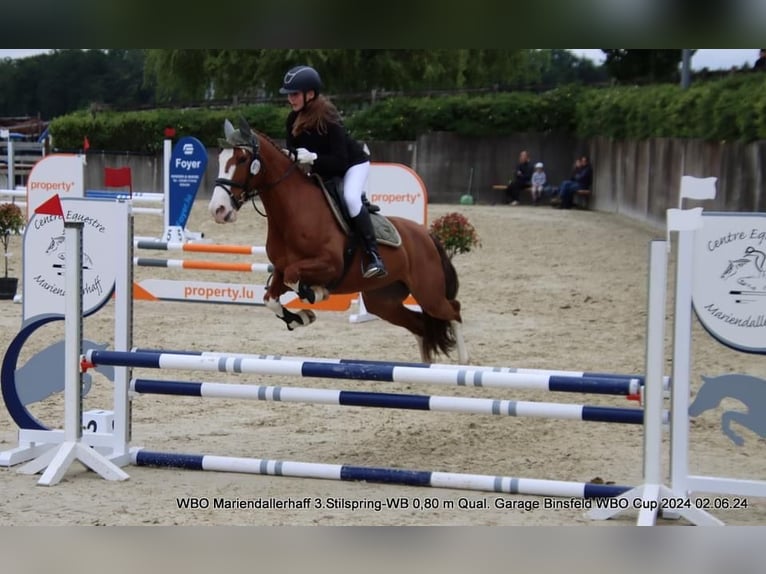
[264,269,316,330]
[283,256,339,304]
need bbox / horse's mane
[254,130,315,185]
[255,130,284,154]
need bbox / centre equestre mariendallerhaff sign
[693,212,766,354]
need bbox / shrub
[429,212,481,259]
[0,203,25,278]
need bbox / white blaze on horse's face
[209,148,238,224]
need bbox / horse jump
[5,199,657,502]
[79,348,642,499]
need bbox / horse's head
[45,235,64,255]
[721,260,737,280]
[208,118,265,223]
[210,117,300,224]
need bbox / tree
[142,49,530,101]
[0,50,151,117]
[144,50,210,101]
[540,50,609,86]
[601,49,690,84]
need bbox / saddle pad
[370,213,401,247]
[319,181,402,247]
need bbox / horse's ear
[237,116,253,137]
[237,116,259,149]
[223,119,236,142]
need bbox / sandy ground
[0,199,764,526]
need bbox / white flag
[680,175,717,201]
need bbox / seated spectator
[553,155,593,209]
[550,158,580,205]
[505,150,533,206]
[754,49,766,71]
[530,162,546,204]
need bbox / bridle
[214,136,299,213]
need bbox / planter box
[0,277,18,300]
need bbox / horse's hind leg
[721,411,758,446]
[450,318,468,364]
[406,274,469,364]
[361,289,429,355]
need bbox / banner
[168,136,207,228]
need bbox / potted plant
[0,202,24,299]
[429,212,481,259]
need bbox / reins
[215,143,301,217]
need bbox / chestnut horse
[208,119,468,363]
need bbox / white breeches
[343,161,370,218]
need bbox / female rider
[280,65,387,279]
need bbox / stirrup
[363,264,387,279]
[362,194,380,213]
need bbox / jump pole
[136,347,668,394]
[87,349,662,403]
[130,450,631,499]
[128,377,649,424]
[133,257,273,274]
[134,239,266,256]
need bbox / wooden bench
[574,189,591,209]
[490,184,534,205]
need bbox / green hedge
[574,74,766,141]
[50,74,766,152]
[346,87,582,139]
[51,106,289,154]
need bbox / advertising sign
[22,197,126,322]
[368,163,427,224]
[167,136,207,229]
[25,154,84,219]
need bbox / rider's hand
[296,148,318,165]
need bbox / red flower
[429,212,481,259]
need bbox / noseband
[215,141,299,211]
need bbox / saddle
[312,174,402,247]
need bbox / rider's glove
[296,148,318,165]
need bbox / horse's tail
[420,234,460,362]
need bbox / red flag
[35,194,64,217]
[104,167,132,191]
[83,136,90,151]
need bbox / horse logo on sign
[721,246,766,294]
[689,374,766,446]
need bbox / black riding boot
[351,209,387,279]
[361,193,380,213]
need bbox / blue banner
[168,137,208,228]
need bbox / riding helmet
[279,65,322,95]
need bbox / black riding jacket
[285,110,369,179]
